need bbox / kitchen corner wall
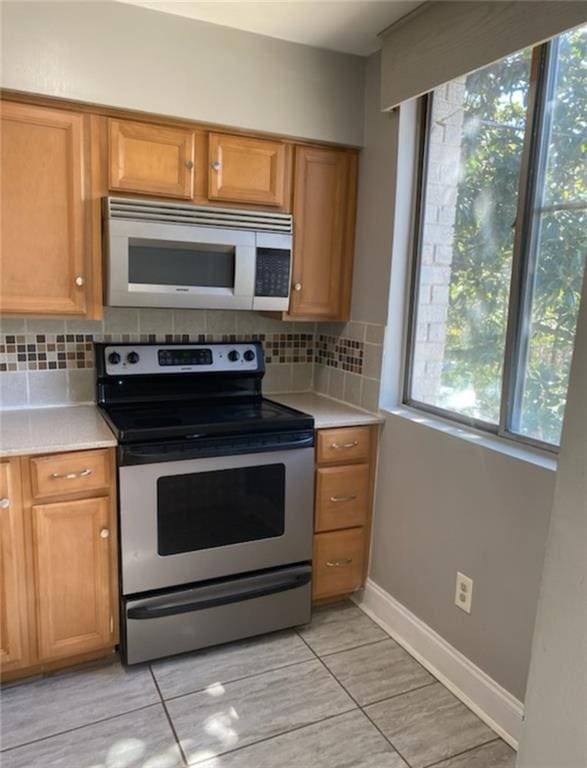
[310,46,398,415]
[313,321,385,413]
[0,310,316,408]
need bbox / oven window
[129,239,235,288]
[157,464,285,555]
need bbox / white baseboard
[353,579,524,750]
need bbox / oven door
[106,218,256,310]
[119,446,314,595]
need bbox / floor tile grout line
[157,654,315,705]
[359,680,438,710]
[302,637,412,768]
[356,705,416,768]
[186,707,360,767]
[0,701,161,754]
[419,737,502,768]
[149,665,189,768]
[295,629,416,768]
[298,625,507,768]
[309,636,393,658]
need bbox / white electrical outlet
[455,572,473,614]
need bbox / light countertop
[269,392,384,430]
[0,405,117,458]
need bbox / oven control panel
[103,343,261,375]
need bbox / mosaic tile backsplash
[0,309,385,412]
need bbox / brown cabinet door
[208,133,286,206]
[109,118,195,199]
[0,459,31,673]
[33,497,113,661]
[0,102,87,315]
[290,146,357,320]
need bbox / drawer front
[315,464,369,532]
[313,528,365,599]
[317,427,371,464]
[30,449,111,499]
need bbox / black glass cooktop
[100,398,313,443]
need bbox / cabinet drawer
[30,450,111,499]
[313,528,365,600]
[315,464,369,532]
[317,427,370,464]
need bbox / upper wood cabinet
[109,118,195,199]
[33,495,113,662]
[0,459,31,674]
[208,132,287,207]
[0,101,89,315]
[289,146,357,320]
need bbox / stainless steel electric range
[95,341,314,664]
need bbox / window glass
[515,26,587,445]
[410,50,532,423]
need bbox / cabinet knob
[211,160,221,171]
[326,558,353,568]
[185,159,194,170]
[74,276,85,287]
[293,282,302,292]
[100,528,110,539]
[0,498,9,509]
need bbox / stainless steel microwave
[104,197,293,311]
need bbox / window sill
[381,404,557,472]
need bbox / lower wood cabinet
[33,496,113,661]
[313,528,365,601]
[312,425,378,601]
[0,458,31,672]
[0,449,118,681]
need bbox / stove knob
[127,351,140,365]
[228,350,240,362]
[107,352,121,365]
[244,350,255,362]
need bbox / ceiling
[114,0,423,56]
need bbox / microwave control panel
[255,248,291,298]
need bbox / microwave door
[106,219,256,310]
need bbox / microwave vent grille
[106,197,292,234]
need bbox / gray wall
[517,276,587,767]
[358,52,555,701]
[350,54,396,325]
[0,1,365,146]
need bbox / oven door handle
[127,570,311,620]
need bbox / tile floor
[0,601,516,768]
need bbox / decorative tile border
[314,334,364,374]
[0,332,315,372]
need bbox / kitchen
[0,2,585,768]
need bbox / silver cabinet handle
[50,468,92,480]
[185,159,194,170]
[74,276,85,287]
[330,441,359,450]
[211,160,221,171]
[100,528,110,539]
[293,282,302,292]
[326,558,353,567]
[329,495,357,503]
[0,498,9,509]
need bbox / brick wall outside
[412,78,466,401]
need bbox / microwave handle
[127,569,311,620]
